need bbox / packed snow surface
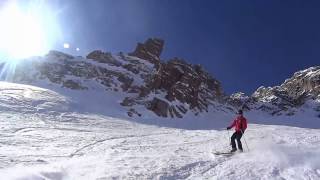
[0,82,319,180]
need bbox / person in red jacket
[227,109,247,152]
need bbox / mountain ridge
[1,38,319,119]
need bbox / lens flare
[63,43,70,49]
[0,1,62,61]
[0,1,62,80]
[0,4,45,59]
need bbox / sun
[0,2,60,61]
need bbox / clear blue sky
[52,0,320,94]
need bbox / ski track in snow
[0,82,319,179]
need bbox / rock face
[121,40,224,118]
[281,66,320,98]
[240,66,320,115]
[147,58,223,115]
[147,98,170,117]
[227,92,252,111]
[87,50,122,66]
[129,38,164,65]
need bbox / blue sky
[52,0,320,94]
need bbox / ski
[213,150,246,156]
[213,151,234,156]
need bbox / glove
[227,127,231,130]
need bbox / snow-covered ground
[0,82,320,179]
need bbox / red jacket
[228,115,247,132]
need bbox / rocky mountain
[1,38,319,118]
[230,66,320,116]
[4,38,226,118]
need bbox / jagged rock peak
[245,66,320,116]
[252,86,275,102]
[147,57,223,113]
[86,50,122,66]
[46,50,74,60]
[230,92,249,100]
[129,38,164,64]
[253,66,320,101]
[281,66,320,96]
[227,92,252,111]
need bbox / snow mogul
[227,109,248,152]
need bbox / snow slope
[0,82,319,179]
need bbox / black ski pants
[231,131,243,150]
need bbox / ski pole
[241,130,249,152]
[227,129,231,145]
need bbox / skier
[227,109,247,152]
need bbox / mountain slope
[0,81,69,113]
[0,82,319,179]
